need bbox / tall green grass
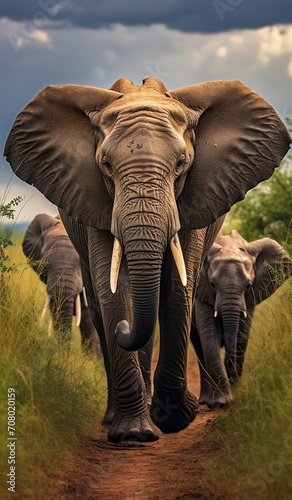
[207,280,292,499]
[0,235,107,499]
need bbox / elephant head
[196,229,292,380]
[23,213,83,326]
[5,78,291,352]
[22,213,62,283]
[22,213,96,346]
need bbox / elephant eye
[101,157,113,176]
[175,155,186,174]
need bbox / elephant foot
[228,374,240,385]
[199,390,232,409]
[199,375,232,409]
[108,413,159,443]
[206,395,232,409]
[207,399,231,410]
[150,389,198,434]
[102,407,115,426]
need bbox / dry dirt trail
[57,353,229,500]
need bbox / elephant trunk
[112,167,184,352]
[47,269,82,340]
[49,293,75,334]
[220,311,241,383]
[115,234,164,351]
[215,287,246,383]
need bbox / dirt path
[57,354,227,500]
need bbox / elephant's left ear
[171,81,291,229]
[4,85,122,229]
[244,238,292,307]
[195,244,221,306]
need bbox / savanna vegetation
[0,199,107,499]
[207,149,292,498]
[1,143,291,499]
[206,280,292,499]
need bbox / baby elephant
[23,213,100,352]
[191,229,292,408]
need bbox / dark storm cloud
[1,0,292,33]
[1,1,292,221]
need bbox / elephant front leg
[190,321,215,405]
[107,341,159,443]
[151,246,198,434]
[102,294,158,442]
[138,335,154,407]
[151,344,198,434]
[233,310,254,382]
[193,300,232,408]
[89,230,159,442]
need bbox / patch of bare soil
[55,356,229,500]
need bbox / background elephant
[4,77,291,442]
[191,229,292,408]
[23,213,100,353]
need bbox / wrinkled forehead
[100,92,194,128]
[212,253,254,270]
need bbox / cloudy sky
[1,0,292,223]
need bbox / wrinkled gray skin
[4,77,291,442]
[23,213,100,353]
[191,230,292,408]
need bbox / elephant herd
[4,77,292,443]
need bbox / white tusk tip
[170,234,187,288]
[181,276,187,287]
[75,294,81,327]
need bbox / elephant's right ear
[22,213,58,261]
[4,85,122,229]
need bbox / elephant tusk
[48,317,53,337]
[82,286,88,307]
[75,294,82,327]
[40,295,50,321]
[214,310,218,318]
[243,310,248,319]
[110,237,123,294]
[170,233,187,287]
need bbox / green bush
[0,196,23,275]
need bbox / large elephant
[23,213,100,353]
[191,230,292,408]
[4,77,291,442]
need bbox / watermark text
[7,388,17,493]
